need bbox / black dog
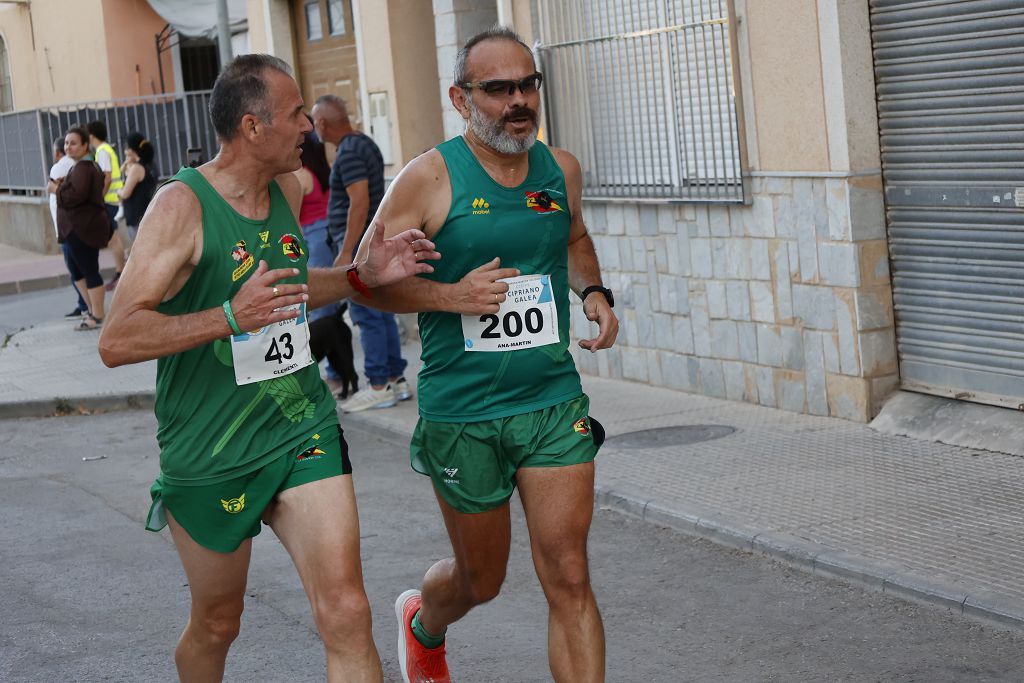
[309,304,359,399]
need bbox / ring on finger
[272,286,280,297]
[494,292,499,304]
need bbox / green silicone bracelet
[222,300,243,336]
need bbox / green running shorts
[146,425,351,553]
[410,395,601,514]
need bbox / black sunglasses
[460,72,543,97]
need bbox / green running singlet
[154,167,337,486]
[416,136,582,423]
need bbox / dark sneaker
[396,589,450,683]
[64,307,84,318]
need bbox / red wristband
[345,263,373,298]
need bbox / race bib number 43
[230,303,314,385]
[462,274,560,352]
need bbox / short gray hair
[313,94,349,122]
[209,54,292,141]
[454,25,534,84]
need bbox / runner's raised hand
[358,220,440,288]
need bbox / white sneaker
[393,377,413,402]
[340,385,397,412]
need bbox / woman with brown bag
[57,125,111,330]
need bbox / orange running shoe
[395,589,451,683]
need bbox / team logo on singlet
[573,417,590,436]
[279,233,304,261]
[471,197,490,215]
[221,493,246,514]
[525,189,565,214]
[231,240,254,281]
[259,230,271,248]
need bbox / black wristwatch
[580,285,614,308]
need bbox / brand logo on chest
[471,197,491,215]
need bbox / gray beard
[467,99,538,155]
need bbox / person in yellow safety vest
[87,120,127,290]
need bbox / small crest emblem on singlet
[221,493,246,514]
[279,233,304,261]
[231,240,255,281]
[525,189,565,214]
[259,230,271,248]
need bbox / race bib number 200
[462,274,560,352]
[230,303,314,385]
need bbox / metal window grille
[0,90,217,194]
[534,0,745,202]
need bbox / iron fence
[0,90,218,194]
[535,0,745,202]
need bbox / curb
[0,392,154,419]
[595,486,1024,631]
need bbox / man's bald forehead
[454,26,534,83]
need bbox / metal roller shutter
[870,0,1024,408]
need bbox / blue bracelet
[222,300,243,336]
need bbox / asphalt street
[3,409,1024,682]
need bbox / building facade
[0,0,174,109]
[4,0,1019,424]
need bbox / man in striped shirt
[312,95,413,412]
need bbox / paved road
[2,410,1024,682]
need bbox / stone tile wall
[571,175,899,422]
[432,0,498,140]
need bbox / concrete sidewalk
[3,289,1024,630]
[0,244,117,296]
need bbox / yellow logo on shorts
[573,418,590,436]
[221,493,246,514]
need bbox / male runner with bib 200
[355,27,618,683]
[99,55,438,682]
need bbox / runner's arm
[350,152,519,315]
[553,148,618,352]
[99,183,309,367]
[270,165,442,309]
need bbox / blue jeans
[303,218,343,380]
[302,218,338,323]
[61,242,88,311]
[348,301,407,386]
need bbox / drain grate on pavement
[606,425,736,450]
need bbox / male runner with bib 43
[99,55,439,682]
[354,26,618,683]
